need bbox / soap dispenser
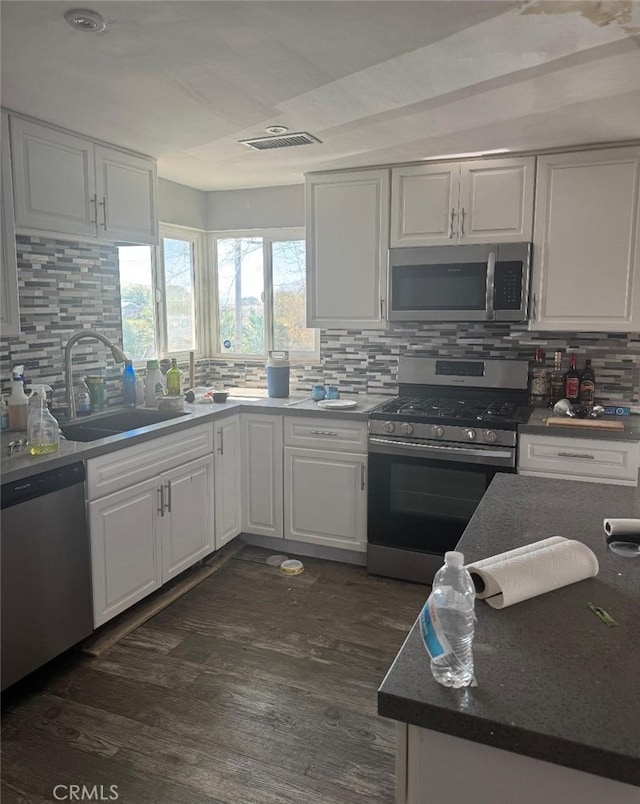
[27,385,60,455]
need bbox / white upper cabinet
[306,169,390,329]
[94,145,158,244]
[10,115,158,244]
[1,111,20,336]
[11,117,97,238]
[530,147,640,332]
[390,157,535,247]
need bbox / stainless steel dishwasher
[1,462,93,690]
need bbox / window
[118,225,201,362]
[214,230,318,360]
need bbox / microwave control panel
[493,262,524,310]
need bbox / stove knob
[484,430,498,444]
[431,425,445,439]
[384,421,396,434]
[401,423,414,436]
[464,428,477,441]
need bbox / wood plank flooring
[1,544,427,804]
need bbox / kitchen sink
[60,408,190,442]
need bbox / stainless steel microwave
[388,242,532,322]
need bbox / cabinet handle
[360,463,366,491]
[157,485,165,517]
[217,429,224,455]
[460,207,466,238]
[380,297,385,319]
[98,195,107,229]
[533,292,538,320]
[310,430,338,436]
[89,194,97,225]
[557,452,596,460]
[449,208,455,239]
[165,480,172,513]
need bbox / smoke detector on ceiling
[64,8,107,33]
[239,132,322,151]
[265,126,289,136]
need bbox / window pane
[217,238,264,355]
[164,237,195,352]
[118,246,156,360]
[272,240,315,353]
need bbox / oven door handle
[368,437,515,467]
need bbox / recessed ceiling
[2,1,639,191]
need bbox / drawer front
[284,416,367,453]
[87,423,213,499]
[518,434,639,485]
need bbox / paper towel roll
[467,536,566,599]
[603,518,640,537]
[466,538,598,609]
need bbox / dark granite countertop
[520,408,640,441]
[378,473,640,787]
[1,392,389,484]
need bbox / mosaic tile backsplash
[2,234,638,409]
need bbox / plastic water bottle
[420,551,476,688]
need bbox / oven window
[390,463,486,522]
[392,264,487,311]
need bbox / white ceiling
[2,1,640,191]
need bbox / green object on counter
[86,374,105,412]
[587,602,617,627]
[166,358,182,396]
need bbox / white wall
[158,178,207,230]
[206,184,304,230]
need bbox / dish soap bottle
[144,359,165,407]
[8,365,29,432]
[27,385,60,455]
[122,359,138,407]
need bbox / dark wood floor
[1,544,427,804]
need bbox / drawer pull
[310,430,338,437]
[557,452,595,460]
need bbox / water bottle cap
[444,551,464,567]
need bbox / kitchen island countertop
[378,473,640,787]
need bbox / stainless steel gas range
[367,356,532,584]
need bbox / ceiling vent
[239,132,322,151]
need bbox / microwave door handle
[485,251,496,321]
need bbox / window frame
[209,228,319,363]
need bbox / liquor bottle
[166,358,182,396]
[564,354,580,402]
[548,351,565,408]
[579,359,596,405]
[529,348,549,407]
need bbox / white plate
[316,399,357,410]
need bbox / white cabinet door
[10,117,96,237]
[390,163,458,247]
[161,455,215,582]
[89,477,162,627]
[306,169,389,329]
[1,112,20,336]
[94,145,158,245]
[390,157,535,247]
[530,147,640,332]
[214,415,242,548]
[459,158,535,243]
[284,447,367,551]
[241,413,283,538]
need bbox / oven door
[367,437,515,583]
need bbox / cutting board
[546,416,625,431]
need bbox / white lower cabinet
[87,424,215,627]
[241,413,283,538]
[214,414,242,548]
[518,434,639,486]
[284,447,367,550]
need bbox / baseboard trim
[240,532,366,566]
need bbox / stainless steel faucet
[64,329,127,418]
